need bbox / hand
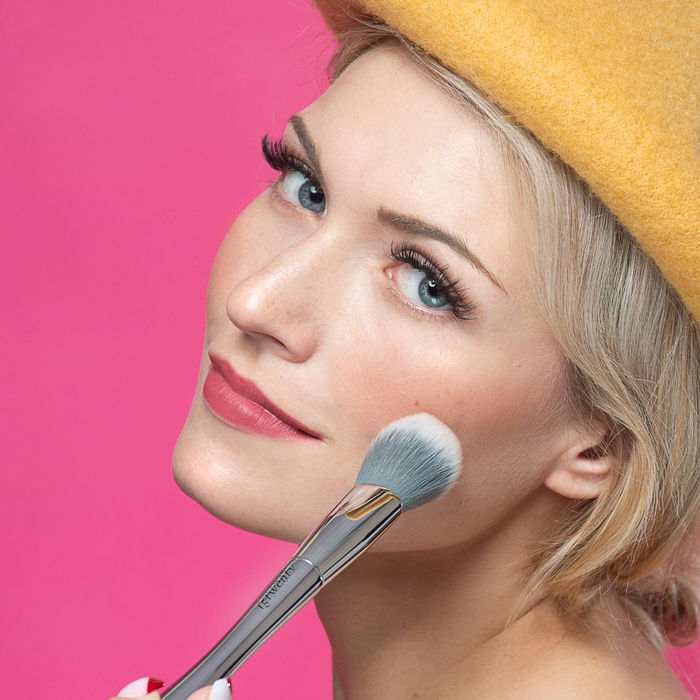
[109,676,232,700]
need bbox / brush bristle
[356,413,462,509]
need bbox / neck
[314,491,565,699]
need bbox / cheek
[332,322,558,452]
[327,324,565,552]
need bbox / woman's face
[172,45,572,551]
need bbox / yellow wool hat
[313,0,700,325]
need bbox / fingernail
[208,678,232,700]
[116,677,166,698]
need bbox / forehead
[294,45,535,296]
[310,48,503,171]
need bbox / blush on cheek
[333,346,426,441]
[326,330,564,549]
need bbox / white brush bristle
[356,413,462,509]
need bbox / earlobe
[544,435,614,500]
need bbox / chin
[170,418,316,545]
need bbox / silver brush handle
[161,485,401,699]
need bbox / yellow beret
[313,0,700,324]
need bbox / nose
[225,230,341,362]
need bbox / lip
[203,351,323,442]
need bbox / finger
[109,676,166,699]
[186,689,210,700]
[187,678,232,700]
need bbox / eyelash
[260,133,479,322]
[261,133,318,187]
[387,241,478,321]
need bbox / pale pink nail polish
[116,676,166,697]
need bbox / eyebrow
[288,113,507,294]
[289,114,322,179]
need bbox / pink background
[1,1,698,698]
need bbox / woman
[112,1,700,697]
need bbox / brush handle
[160,485,401,699]
[161,557,321,699]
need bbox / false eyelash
[389,241,479,321]
[261,133,320,187]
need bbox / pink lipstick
[202,352,323,442]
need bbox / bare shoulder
[443,637,689,700]
[511,660,690,699]
[441,601,691,700]
[502,637,690,700]
[469,619,690,699]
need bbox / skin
[146,46,687,699]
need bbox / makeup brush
[161,412,462,699]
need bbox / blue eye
[280,170,326,215]
[261,133,326,215]
[395,265,450,309]
[389,241,478,321]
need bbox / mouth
[202,351,324,442]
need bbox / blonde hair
[324,9,700,648]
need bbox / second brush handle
[161,484,401,700]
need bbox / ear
[544,426,614,500]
